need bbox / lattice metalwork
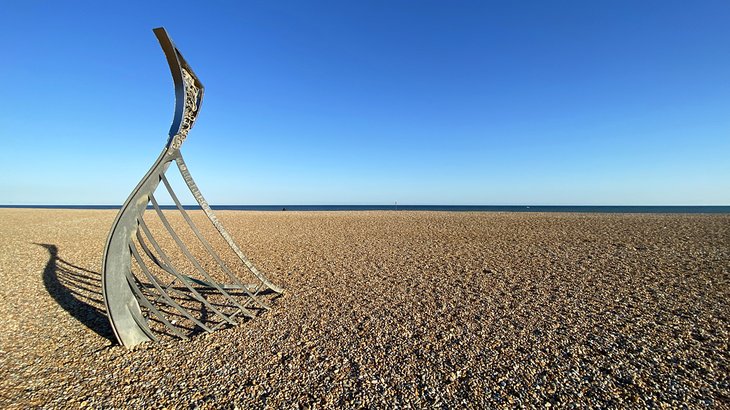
[102,27,284,348]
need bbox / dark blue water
[1,205,728,213]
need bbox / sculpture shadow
[37,243,115,343]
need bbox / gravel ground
[0,208,728,408]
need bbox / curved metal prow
[101,27,283,349]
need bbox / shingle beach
[0,209,728,408]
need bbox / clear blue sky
[1,1,728,205]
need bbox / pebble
[0,209,727,408]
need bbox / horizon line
[1,204,729,208]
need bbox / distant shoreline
[0,205,728,213]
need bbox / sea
[1,205,729,213]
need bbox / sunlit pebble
[0,210,727,407]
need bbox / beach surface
[0,208,728,408]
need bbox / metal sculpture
[102,27,283,348]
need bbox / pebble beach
[0,208,728,408]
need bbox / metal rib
[102,28,279,348]
[137,218,239,325]
[159,173,271,310]
[148,194,256,319]
[136,230,180,297]
[130,242,214,333]
[123,258,187,340]
[175,155,284,294]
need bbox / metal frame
[101,27,283,348]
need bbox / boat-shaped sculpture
[102,27,283,348]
